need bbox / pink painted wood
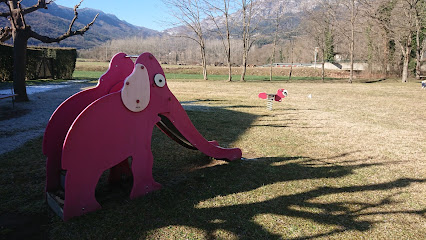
[258,89,287,102]
[275,89,287,102]
[43,53,134,192]
[47,52,242,221]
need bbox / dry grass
[1,78,425,239]
[153,80,426,239]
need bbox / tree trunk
[382,35,390,78]
[269,38,277,81]
[13,29,30,102]
[202,51,208,81]
[349,38,354,83]
[240,0,252,82]
[401,43,411,83]
[402,53,410,83]
[241,50,247,82]
[226,26,231,82]
[415,15,421,80]
[225,2,232,82]
[349,0,355,84]
[200,40,208,81]
[322,49,325,82]
[401,32,412,83]
[288,39,294,80]
[227,60,232,82]
[269,5,281,82]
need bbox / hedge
[0,44,76,81]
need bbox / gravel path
[0,81,94,156]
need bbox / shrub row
[0,44,76,81]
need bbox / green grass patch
[72,70,104,81]
[166,73,338,82]
[71,70,338,83]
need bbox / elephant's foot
[62,170,102,221]
[130,179,162,199]
[63,196,101,221]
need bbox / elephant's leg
[130,150,161,199]
[63,169,102,221]
[45,156,62,192]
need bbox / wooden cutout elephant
[43,52,134,193]
[43,52,242,221]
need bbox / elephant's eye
[154,74,166,87]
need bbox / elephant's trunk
[157,96,242,161]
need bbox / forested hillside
[0,0,160,49]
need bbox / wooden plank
[46,192,64,220]
[0,94,17,100]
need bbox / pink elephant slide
[43,52,242,221]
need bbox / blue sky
[54,0,171,31]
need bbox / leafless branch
[22,0,52,15]
[0,11,10,18]
[0,26,11,42]
[0,0,11,17]
[172,34,201,45]
[67,0,83,34]
[30,12,98,43]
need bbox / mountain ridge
[0,0,161,49]
[1,0,320,49]
[166,0,319,40]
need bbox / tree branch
[173,34,201,45]
[22,0,53,15]
[0,0,11,17]
[0,26,11,42]
[0,11,10,17]
[30,8,98,43]
[67,0,83,34]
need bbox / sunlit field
[0,68,425,239]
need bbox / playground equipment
[43,52,242,221]
[258,89,288,110]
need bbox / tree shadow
[0,105,31,121]
[88,152,425,239]
[363,78,386,84]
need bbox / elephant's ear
[121,63,151,112]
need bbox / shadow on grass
[363,78,386,84]
[0,105,31,121]
[87,154,425,240]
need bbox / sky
[54,0,172,31]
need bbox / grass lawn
[0,71,425,239]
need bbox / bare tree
[269,1,285,81]
[414,0,426,80]
[163,0,208,80]
[363,0,425,81]
[327,0,361,83]
[302,2,335,82]
[203,0,233,81]
[361,0,398,78]
[0,0,98,101]
[391,0,419,82]
[348,0,358,83]
[240,0,256,82]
